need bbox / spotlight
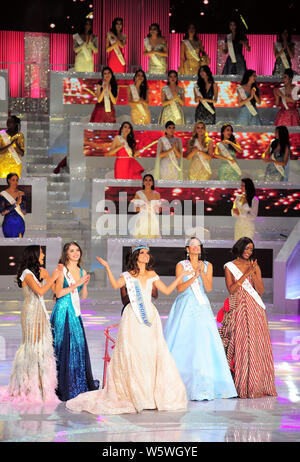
[171,29,176,33]
[200,11,205,16]
[50,23,56,29]
[203,0,209,3]
[89,3,93,7]
[169,12,172,16]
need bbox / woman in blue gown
[50,242,99,401]
[0,173,25,237]
[164,237,237,401]
[236,70,262,126]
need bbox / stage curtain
[0,31,25,97]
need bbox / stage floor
[0,291,300,443]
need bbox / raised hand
[96,256,109,269]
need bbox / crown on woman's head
[131,241,150,253]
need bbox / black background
[123,246,273,278]
[0,245,46,276]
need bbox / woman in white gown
[231,178,259,241]
[154,121,183,180]
[66,243,190,415]
[129,174,161,238]
[0,246,62,403]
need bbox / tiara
[185,236,202,247]
[131,241,150,253]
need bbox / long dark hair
[100,66,118,98]
[241,70,260,98]
[183,23,198,41]
[111,17,123,36]
[241,178,256,208]
[232,237,255,260]
[79,18,93,35]
[167,70,179,86]
[142,174,155,190]
[184,237,206,262]
[197,65,214,96]
[283,68,294,80]
[126,249,154,276]
[133,69,148,101]
[7,115,21,134]
[271,125,290,156]
[118,121,137,153]
[59,242,83,269]
[147,23,162,38]
[16,245,42,288]
[228,19,246,43]
[277,28,292,44]
[221,123,236,143]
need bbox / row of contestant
[0,238,277,413]
[129,175,259,243]
[74,18,296,78]
[90,67,300,127]
[106,121,291,183]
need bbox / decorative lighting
[203,0,209,3]
[50,23,56,29]
[200,11,205,15]
[169,12,172,16]
[171,29,176,33]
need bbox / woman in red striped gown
[218,237,277,399]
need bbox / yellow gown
[188,140,212,180]
[73,34,98,72]
[0,131,25,178]
[129,85,151,124]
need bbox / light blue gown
[235,90,262,126]
[164,260,237,401]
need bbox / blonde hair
[191,121,211,149]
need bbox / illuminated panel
[63,77,296,108]
[104,186,300,218]
[84,129,300,159]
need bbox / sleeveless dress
[232,195,259,241]
[50,268,98,401]
[195,84,216,125]
[0,192,26,237]
[107,34,126,73]
[114,144,144,180]
[66,275,187,414]
[158,86,185,125]
[217,143,241,181]
[236,90,262,126]
[129,190,161,238]
[0,131,25,178]
[264,147,290,182]
[222,39,247,75]
[90,82,116,123]
[181,40,202,75]
[0,269,58,403]
[274,89,300,126]
[147,42,167,74]
[164,261,237,401]
[73,34,98,72]
[188,140,212,181]
[154,136,183,180]
[219,264,277,399]
[130,85,151,125]
[273,46,292,76]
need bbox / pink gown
[114,146,144,179]
[66,276,187,415]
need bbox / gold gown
[0,131,25,178]
[73,34,98,72]
[131,101,151,125]
[188,142,212,180]
[182,41,201,75]
[158,86,185,125]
